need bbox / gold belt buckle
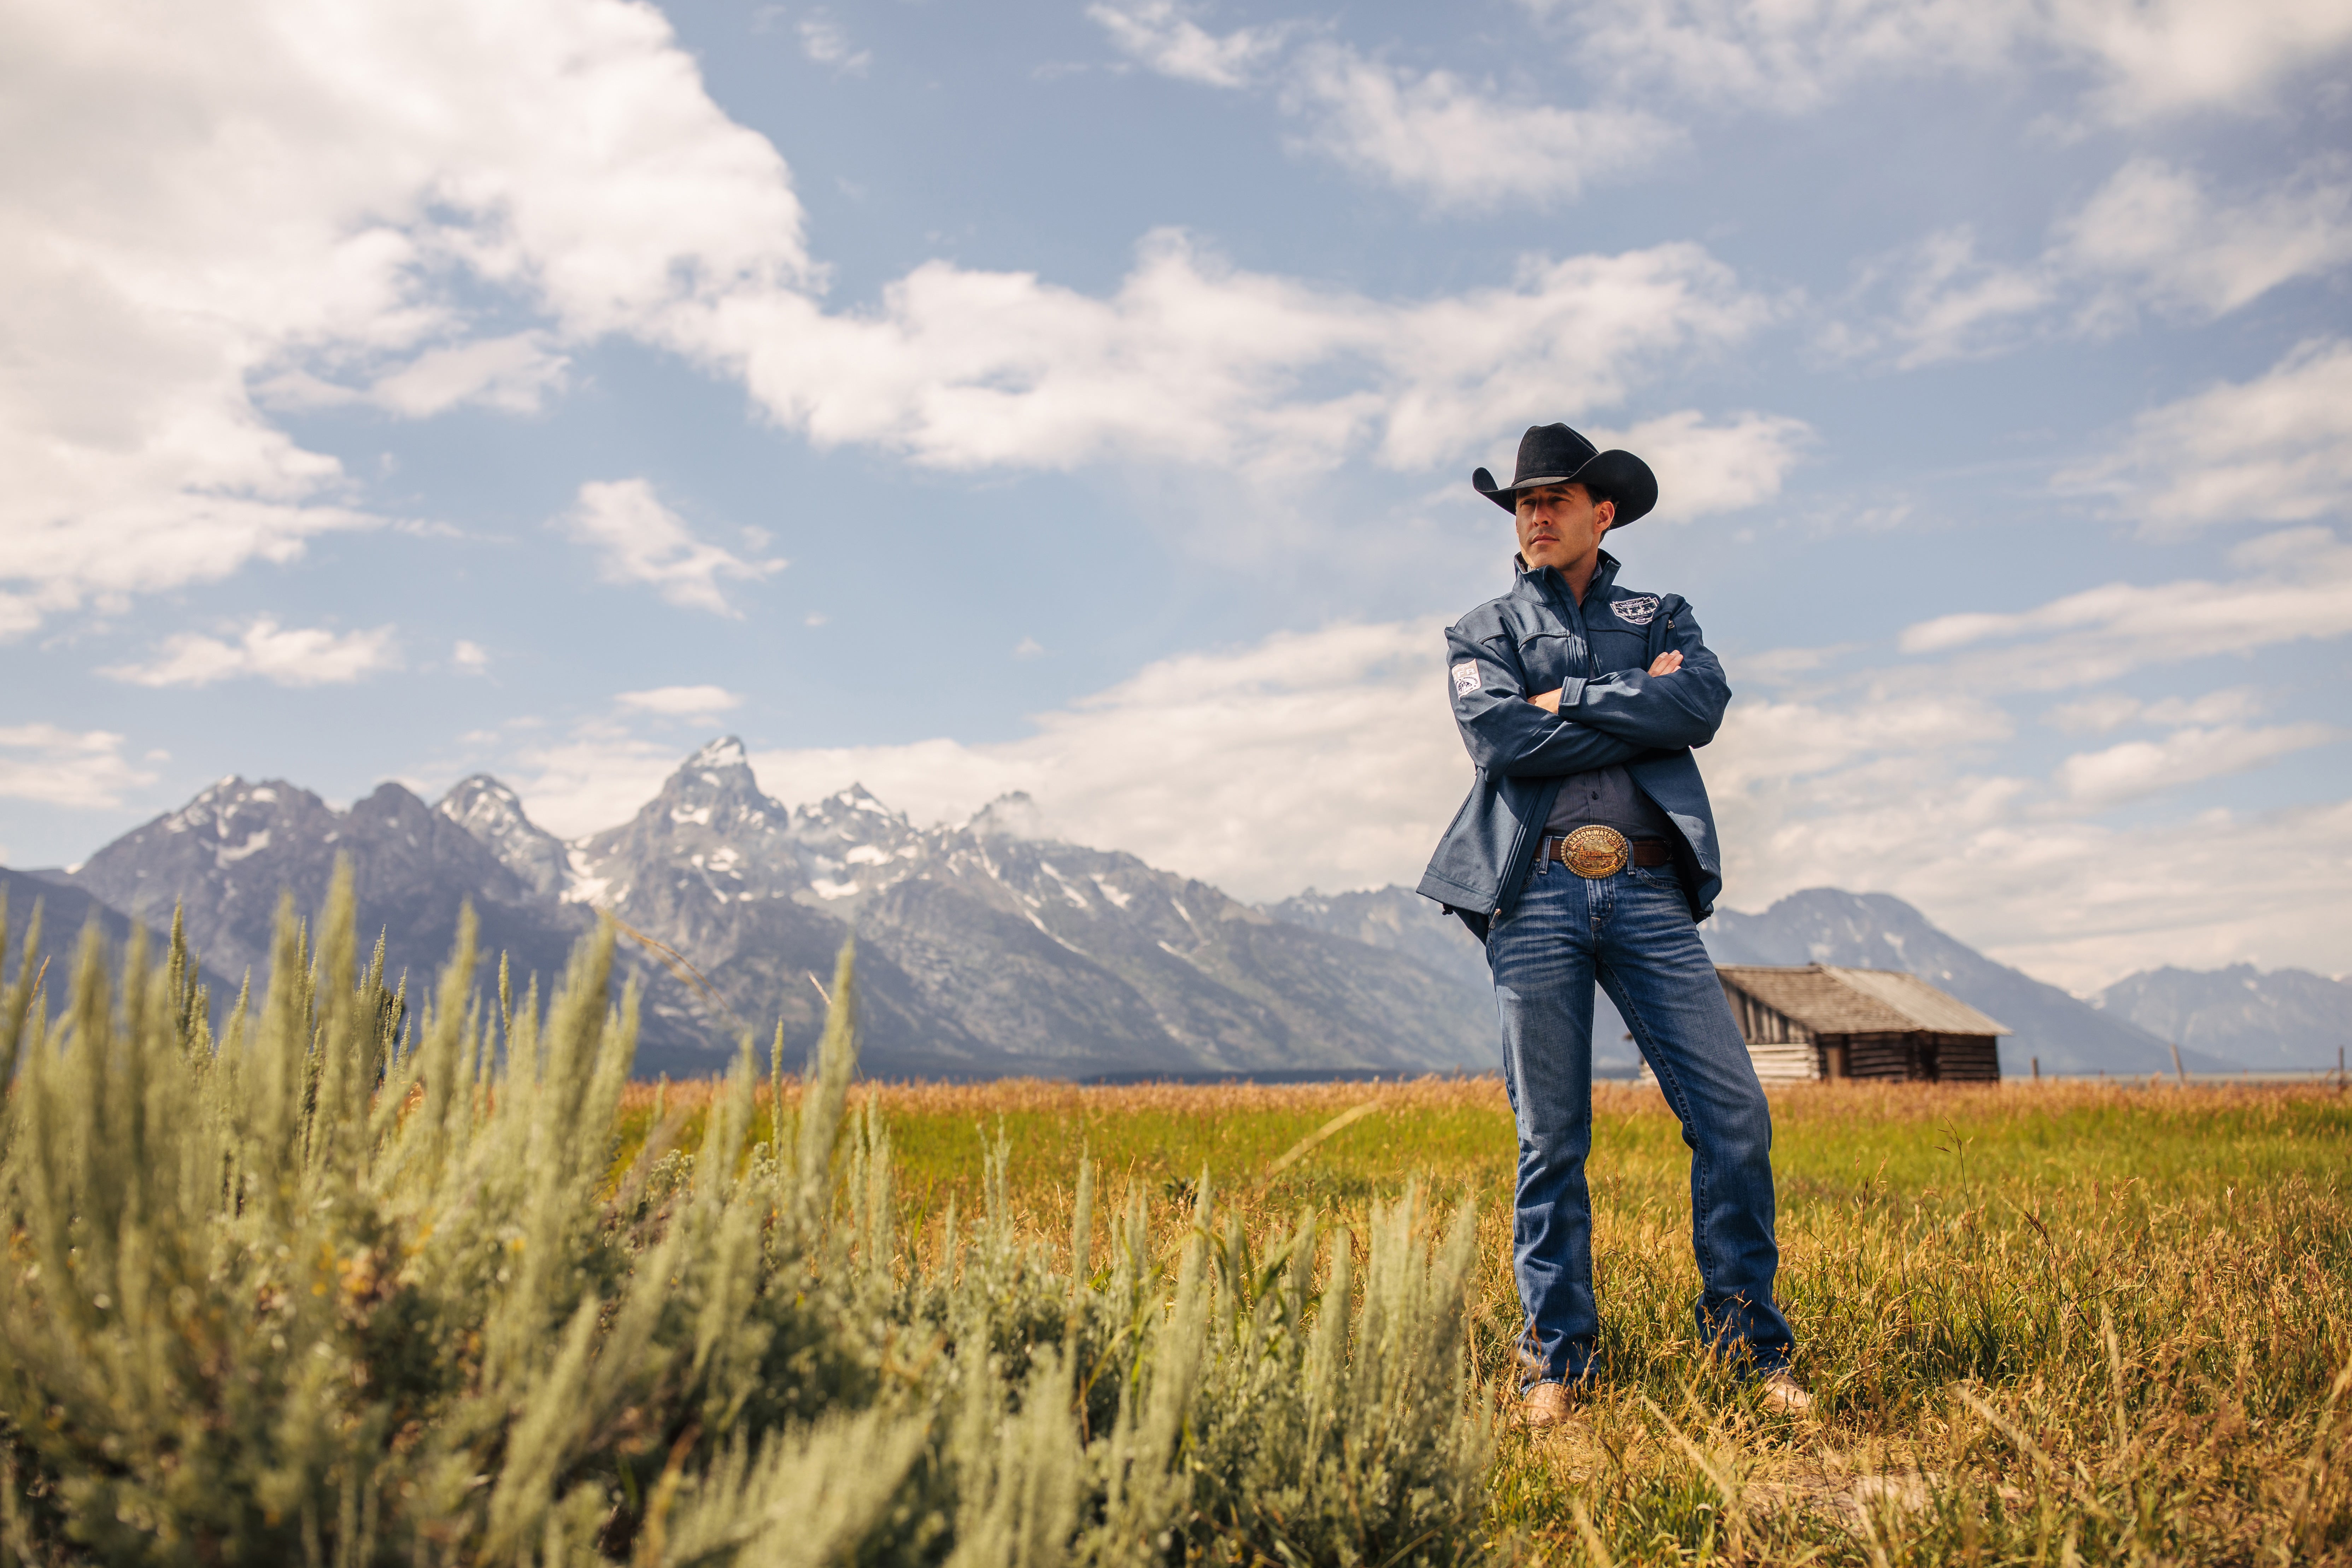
[1561,824,1629,878]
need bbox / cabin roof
[1716,965,2009,1036]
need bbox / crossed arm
[1529,649,1683,710]
[1447,610,1730,778]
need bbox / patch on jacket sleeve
[1612,594,1660,626]
[1451,661,1480,698]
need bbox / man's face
[1515,482,1613,573]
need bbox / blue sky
[3,0,2348,990]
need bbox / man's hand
[1526,652,1681,712]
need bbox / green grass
[8,873,2348,1565]
[644,1073,2352,1564]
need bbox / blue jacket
[1417,550,1731,938]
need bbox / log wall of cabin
[1823,1030,2002,1082]
[1932,1032,2001,1081]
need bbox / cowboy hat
[1473,423,1657,525]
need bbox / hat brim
[1473,450,1658,527]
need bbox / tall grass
[5,876,2348,1564]
[0,877,1491,1566]
[656,1071,2352,1561]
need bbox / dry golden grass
[624,1073,2352,1563]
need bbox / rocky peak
[687,735,750,770]
[569,738,804,911]
[71,776,530,976]
[84,777,337,906]
[436,774,569,897]
[155,776,329,853]
[786,785,929,905]
[650,735,783,836]
[965,791,1050,841]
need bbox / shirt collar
[1513,547,1621,605]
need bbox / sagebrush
[0,873,1492,1566]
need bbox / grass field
[629,1072,2352,1563]
[5,889,2348,1565]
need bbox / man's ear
[1594,499,1615,534]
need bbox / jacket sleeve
[1446,623,1647,778]
[1558,599,1731,750]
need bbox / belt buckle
[1562,824,1628,878]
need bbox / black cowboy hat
[1473,423,1657,526]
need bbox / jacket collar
[1511,547,1621,608]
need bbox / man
[1418,423,1808,1427]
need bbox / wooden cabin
[1711,965,2008,1083]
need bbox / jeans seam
[1607,970,1719,1287]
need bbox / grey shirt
[1544,762,1676,839]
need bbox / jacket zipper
[1497,569,1593,917]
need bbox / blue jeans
[1486,852,1793,1385]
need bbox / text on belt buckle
[1561,824,1629,878]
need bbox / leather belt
[1542,826,1672,878]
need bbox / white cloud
[2055,721,2335,804]
[1545,0,2352,123]
[452,639,491,673]
[1540,0,2034,116]
[559,479,786,615]
[259,332,573,417]
[2142,686,2263,727]
[1894,527,2352,692]
[496,720,690,839]
[0,724,157,809]
[100,618,399,687]
[3,0,1794,633]
[1090,10,1674,209]
[615,684,743,718]
[2046,0,2352,121]
[0,0,811,638]
[1280,44,1679,210]
[1087,0,1285,88]
[2055,157,2352,324]
[1588,410,1813,518]
[1825,227,2058,369]
[746,620,1466,902]
[2043,692,2142,733]
[1831,157,2352,366]
[2057,339,2352,534]
[797,11,871,75]
[1700,527,2352,985]
[706,230,1778,479]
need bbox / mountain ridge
[47,740,1491,1080]
[29,738,2320,1079]
[2095,964,2349,1070]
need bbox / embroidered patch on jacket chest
[1451,661,1480,697]
[1612,595,1660,626]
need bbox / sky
[3,0,2349,994]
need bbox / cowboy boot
[1758,1369,1814,1415]
[1518,1380,1578,1430]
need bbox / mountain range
[6,736,2334,1079]
[2095,965,2349,1070]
